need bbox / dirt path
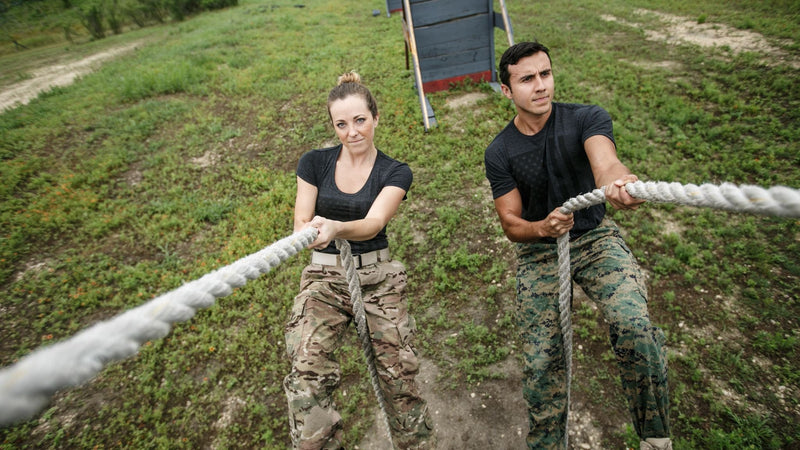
[356,291,610,450]
[601,9,798,69]
[2,9,794,449]
[356,357,528,450]
[0,42,141,112]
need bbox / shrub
[200,0,237,10]
[78,0,105,39]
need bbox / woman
[284,72,434,450]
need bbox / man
[484,41,671,450]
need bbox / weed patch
[1,0,799,448]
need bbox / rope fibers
[0,228,317,427]
[336,239,396,449]
[556,181,799,448]
[2,180,798,435]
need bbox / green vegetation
[1,0,799,448]
[0,0,238,55]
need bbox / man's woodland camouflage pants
[283,258,434,450]
[515,218,670,449]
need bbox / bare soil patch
[0,41,142,111]
[601,9,799,68]
[356,288,628,450]
[1,8,794,450]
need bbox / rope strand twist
[335,239,396,449]
[555,181,799,448]
[2,181,798,438]
[0,228,318,427]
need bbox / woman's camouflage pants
[283,258,434,450]
[515,218,670,449]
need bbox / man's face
[501,51,554,119]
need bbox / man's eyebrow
[516,68,549,80]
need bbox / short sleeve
[386,161,413,193]
[296,150,318,186]
[484,138,517,200]
[580,105,615,146]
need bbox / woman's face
[329,94,378,154]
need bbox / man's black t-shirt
[484,102,614,241]
[296,145,412,254]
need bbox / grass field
[1,0,799,448]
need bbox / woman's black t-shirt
[296,145,412,254]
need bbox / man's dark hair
[498,41,551,88]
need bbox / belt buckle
[352,254,362,269]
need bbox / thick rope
[555,186,607,447]
[0,228,317,427]
[625,181,800,216]
[335,239,396,450]
[556,181,800,447]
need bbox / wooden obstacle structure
[385,0,402,16]
[401,0,514,130]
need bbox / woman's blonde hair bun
[337,71,362,86]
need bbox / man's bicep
[494,188,523,221]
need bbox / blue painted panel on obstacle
[402,0,513,130]
[407,0,489,27]
[405,0,506,92]
[386,0,402,15]
[413,13,494,84]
